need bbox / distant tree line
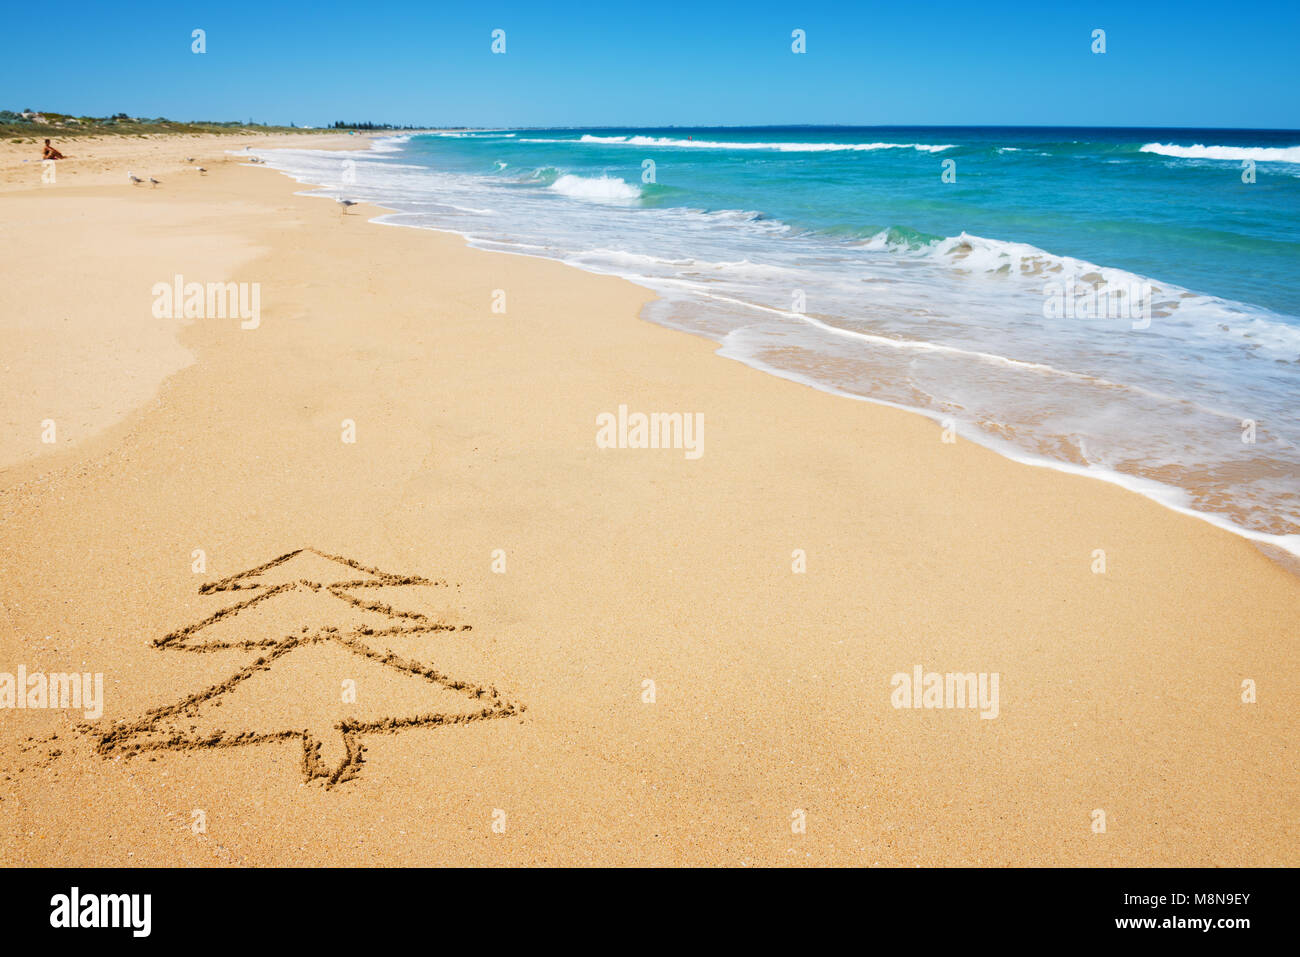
[3,107,459,138]
[331,121,425,130]
[2,108,330,138]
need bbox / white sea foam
[564,248,698,268]
[371,135,412,152]
[547,173,641,203]
[1140,142,1300,164]
[519,135,955,153]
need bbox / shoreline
[266,134,1300,567]
[1,131,1296,866]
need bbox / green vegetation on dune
[0,109,366,142]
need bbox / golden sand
[0,133,1295,866]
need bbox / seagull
[194,166,207,175]
[337,198,358,215]
[127,171,144,185]
[149,177,161,188]
[185,157,195,163]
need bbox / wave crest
[524,134,956,153]
[1140,142,1300,164]
[546,173,641,203]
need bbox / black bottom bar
[0,866,1287,943]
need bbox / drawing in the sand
[90,548,524,786]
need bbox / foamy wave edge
[1140,142,1300,164]
[546,173,641,203]
[716,329,1300,559]
[522,135,955,153]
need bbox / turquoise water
[258,127,1300,550]
[412,127,1300,316]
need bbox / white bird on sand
[185,157,195,163]
[128,171,143,185]
[194,166,207,174]
[149,177,161,188]
[337,198,358,215]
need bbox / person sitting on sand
[42,139,65,160]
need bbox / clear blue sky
[4,0,1297,129]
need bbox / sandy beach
[1,132,1296,867]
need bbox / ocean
[254,126,1300,554]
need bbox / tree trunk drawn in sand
[88,548,524,787]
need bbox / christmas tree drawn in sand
[92,548,524,787]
